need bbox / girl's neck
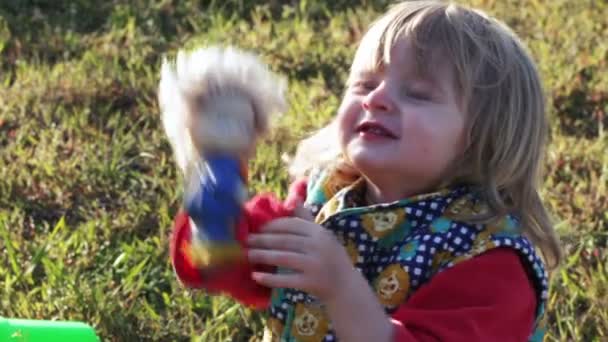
[363,177,440,205]
[363,180,409,205]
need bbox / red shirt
[171,180,537,341]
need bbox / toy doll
[159,46,287,271]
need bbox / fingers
[247,233,310,253]
[259,217,312,236]
[248,249,312,271]
[251,271,306,290]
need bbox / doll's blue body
[185,154,245,243]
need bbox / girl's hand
[247,214,394,342]
[246,216,354,302]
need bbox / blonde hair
[289,0,562,269]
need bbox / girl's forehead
[351,37,450,84]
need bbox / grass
[0,0,606,341]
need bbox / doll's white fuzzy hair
[158,46,287,175]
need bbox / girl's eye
[404,88,431,101]
[353,80,377,92]
[362,81,378,90]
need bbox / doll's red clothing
[170,180,307,309]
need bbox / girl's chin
[347,153,391,173]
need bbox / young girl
[170,1,562,341]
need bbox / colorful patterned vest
[263,167,549,342]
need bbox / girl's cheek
[335,112,350,139]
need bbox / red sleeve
[170,178,308,309]
[390,248,537,342]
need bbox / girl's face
[337,38,466,200]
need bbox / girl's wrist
[324,264,367,309]
[323,266,393,342]
[322,245,358,303]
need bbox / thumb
[292,201,315,222]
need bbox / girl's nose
[362,81,394,112]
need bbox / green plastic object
[0,317,100,342]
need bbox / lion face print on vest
[263,167,549,342]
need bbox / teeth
[364,126,386,135]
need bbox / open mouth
[355,121,398,139]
